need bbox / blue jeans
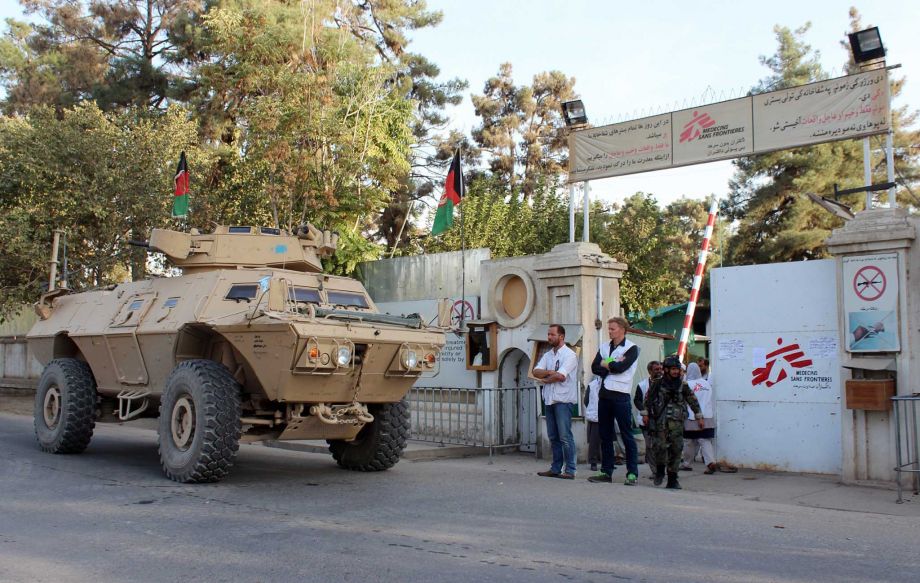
[545,403,577,475]
[598,392,638,477]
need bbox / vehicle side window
[327,290,369,308]
[291,287,321,303]
[226,284,259,302]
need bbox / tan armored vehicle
[28,224,445,483]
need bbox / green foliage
[0,102,210,317]
[590,193,718,319]
[0,1,202,114]
[423,175,569,257]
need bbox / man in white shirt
[532,324,579,479]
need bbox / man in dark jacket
[641,356,704,489]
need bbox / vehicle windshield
[326,290,369,308]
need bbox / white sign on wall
[569,69,889,182]
[841,253,899,352]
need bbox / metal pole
[568,183,576,243]
[459,149,467,332]
[388,200,414,259]
[895,398,903,503]
[863,138,873,210]
[886,130,897,208]
[582,181,590,243]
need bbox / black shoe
[587,472,612,483]
[537,470,560,478]
[653,465,665,486]
[557,472,576,480]
[590,463,598,472]
[666,472,682,489]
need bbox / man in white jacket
[588,317,640,485]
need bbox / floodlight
[561,100,587,127]
[848,27,885,65]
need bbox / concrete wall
[0,338,42,391]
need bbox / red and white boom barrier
[677,197,719,361]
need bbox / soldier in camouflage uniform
[640,356,704,489]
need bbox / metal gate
[407,386,539,455]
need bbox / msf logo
[679,111,716,143]
[751,338,813,388]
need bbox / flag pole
[459,147,467,332]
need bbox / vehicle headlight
[336,346,352,366]
[403,350,418,369]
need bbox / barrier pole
[677,196,719,361]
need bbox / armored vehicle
[28,224,445,483]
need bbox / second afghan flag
[172,151,190,219]
[431,150,464,235]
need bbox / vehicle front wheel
[33,358,97,454]
[157,360,241,483]
[328,399,410,471]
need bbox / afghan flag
[431,149,464,235]
[172,151,190,218]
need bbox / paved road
[1,412,918,583]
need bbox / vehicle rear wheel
[33,358,97,454]
[157,360,241,483]
[328,399,410,471]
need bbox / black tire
[33,358,97,454]
[329,399,410,471]
[157,360,241,483]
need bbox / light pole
[848,27,894,210]
[562,99,590,243]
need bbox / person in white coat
[681,362,720,473]
[584,377,602,472]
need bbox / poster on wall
[841,253,899,352]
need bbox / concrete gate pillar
[479,242,626,462]
[826,208,919,482]
[532,242,627,389]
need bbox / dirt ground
[0,393,34,416]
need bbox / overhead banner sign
[841,253,900,352]
[569,69,890,182]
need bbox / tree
[724,19,919,265]
[0,102,210,318]
[0,1,202,114]
[200,2,414,235]
[471,63,575,198]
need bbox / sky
[0,0,916,208]
[408,0,920,206]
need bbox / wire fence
[407,386,539,457]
